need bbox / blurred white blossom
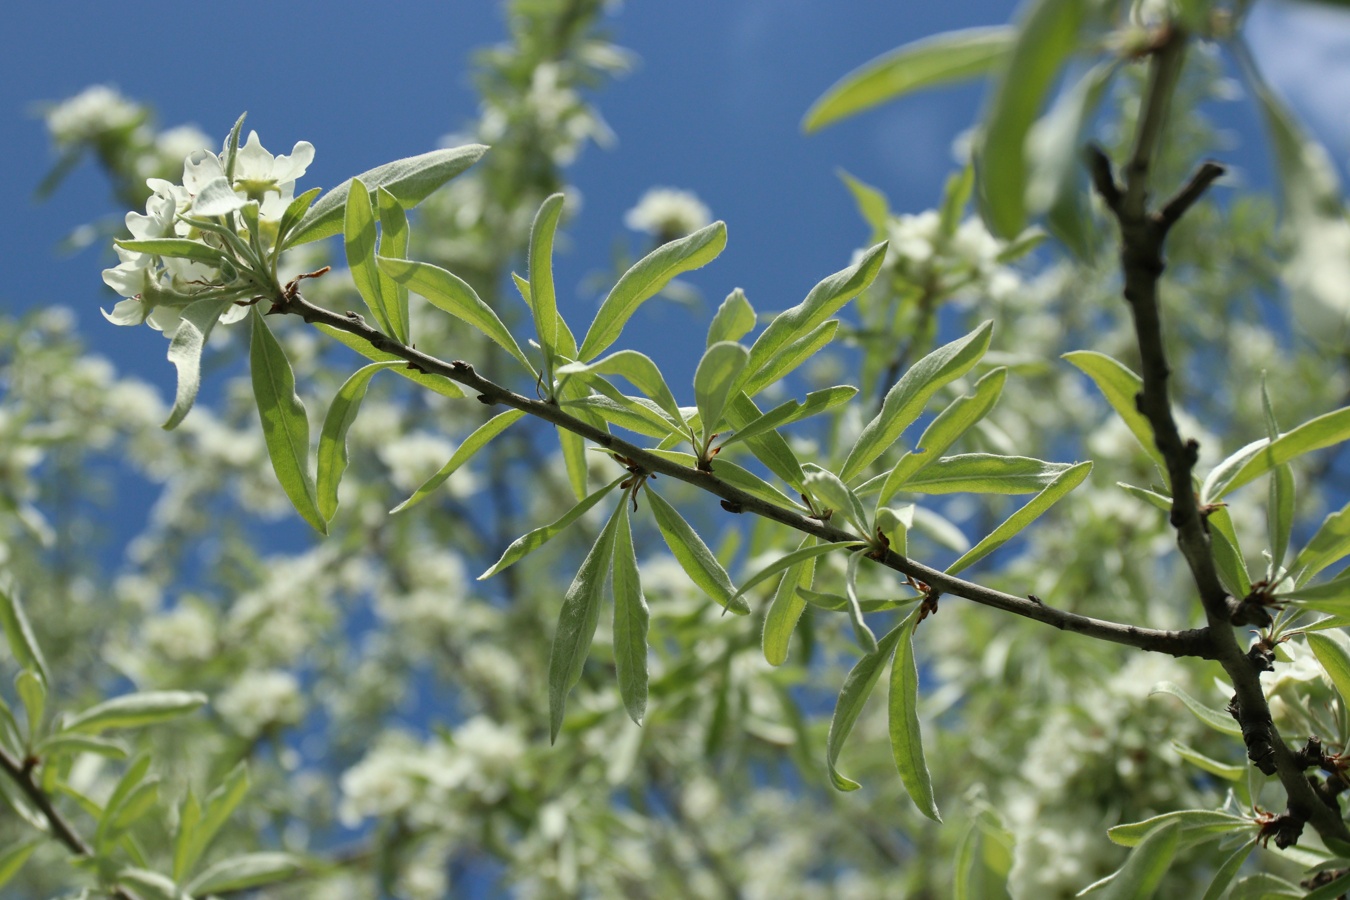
[624,188,711,239]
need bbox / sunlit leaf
[1292,499,1350,587]
[844,550,878,653]
[694,341,749,444]
[1107,810,1250,848]
[114,238,228,266]
[390,410,525,514]
[375,187,411,344]
[313,323,466,398]
[558,350,686,432]
[1308,633,1350,711]
[732,541,861,607]
[1063,350,1165,475]
[646,489,749,615]
[890,607,939,820]
[0,581,49,684]
[826,621,906,791]
[1148,682,1241,737]
[479,476,626,579]
[163,296,236,431]
[1208,506,1252,600]
[707,287,757,347]
[317,361,401,523]
[1202,406,1350,504]
[344,177,395,337]
[1200,839,1257,900]
[527,193,565,355]
[187,853,304,894]
[724,392,805,490]
[1099,820,1179,900]
[612,502,650,725]
[741,319,841,397]
[945,461,1089,574]
[897,453,1073,496]
[803,464,869,535]
[250,309,326,535]
[64,691,207,733]
[176,763,249,882]
[763,536,816,666]
[803,27,1014,132]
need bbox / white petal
[269,141,315,184]
[101,297,150,326]
[234,130,273,181]
[192,176,246,216]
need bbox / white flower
[215,669,305,737]
[379,431,477,494]
[885,210,941,265]
[624,188,712,239]
[46,85,141,145]
[144,603,216,663]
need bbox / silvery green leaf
[164,296,236,431]
[707,287,756,347]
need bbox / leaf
[646,489,749,615]
[740,319,841,397]
[33,732,129,762]
[1148,682,1241,737]
[694,341,749,444]
[826,621,906,790]
[375,256,536,376]
[844,551,879,654]
[390,410,525,514]
[548,502,623,743]
[581,220,729,360]
[719,386,857,449]
[842,321,994,481]
[1117,482,1173,511]
[946,460,1091,574]
[176,763,249,882]
[275,186,323,250]
[803,27,1015,132]
[763,536,816,666]
[558,351,686,432]
[479,476,626,579]
[708,287,757,348]
[313,323,466,399]
[1200,839,1256,900]
[974,0,1085,239]
[1292,500,1350,587]
[1107,810,1250,847]
[163,296,236,431]
[1201,406,1350,504]
[724,392,805,490]
[0,581,48,684]
[187,852,304,894]
[344,177,395,337]
[878,367,1007,505]
[527,193,565,355]
[838,169,892,236]
[15,670,44,742]
[896,453,1073,496]
[1308,633,1350,710]
[114,867,181,900]
[797,589,921,614]
[63,691,207,733]
[376,187,411,344]
[1063,350,1165,474]
[647,449,805,511]
[250,309,326,535]
[0,839,38,889]
[114,238,228,266]
[1208,506,1252,600]
[1279,570,1350,616]
[612,502,650,725]
[742,244,887,392]
[316,361,401,523]
[1170,741,1244,781]
[803,464,870,535]
[889,607,939,820]
[731,541,861,608]
[289,144,488,245]
[1099,820,1179,900]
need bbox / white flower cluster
[46,85,142,146]
[101,130,314,338]
[883,211,1023,303]
[215,668,305,738]
[624,187,712,240]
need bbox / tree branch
[271,292,1213,661]
[1091,26,1350,850]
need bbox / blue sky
[3,1,1348,429]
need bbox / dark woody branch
[272,289,1214,662]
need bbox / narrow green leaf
[803,27,1014,132]
[528,193,565,354]
[114,238,228,266]
[113,867,180,900]
[163,296,236,431]
[0,581,48,684]
[581,220,729,360]
[1292,500,1350,587]
[1200,839,1257,900]
[612,502,650,725]
[64,691,207,734]
[344,177,395,337]
[34,732,128,762]
[1118,482,1173,511]
[946,460,1091,574]
[1308,633,1350,711]
[799,588,918,613]
[1107,810,1249,847]
[250,309,326,535]
[889,607,939,820]
[178,763,249,882]
[838,169,892,236]
[741,319,841,397]
[763,536,816,666]
[743,244,887,391]
[900,453,1072,496]
[731,541,861,607]
[719,386,857,450]
[646,489,750,615]
[390,410,525,514]
[289,144,488,245]
[15,670,44,742]
[974,0,1085,238]
[557,379,595,500]
[1208,506,1252,600]
[313,323,466,399]
[173,790,202,883]
[1149,682,1242,737]
[95,755,151,841]
[275,186,322,250]
[879,367,1007,505]
[549,502,623,743]
[1279,569,1350,616]
[187,852,304,894]
[826,621,906,790]
[479,476,625,579]
[1099,820,1179,900]
[376,256,536,376]
[1202,406,1350,503]
[99,779,159,843]
[0,840,38,889]
[645,448,804,511]
[844,551,879,654]
[694,341,750,444]
[1170,741,1244,781]
[842,321,994,482]
[804,464,870,535]
[707,287,756,347]
[558,350,685,431]
[317,361,400,523]
[376,187,411,344]
[724,392,805,490]
[1306,871,1350,900]
[1063,350,1165,474]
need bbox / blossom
[46,85,142,145]
[215,669,305,737]
[624,187,712,240]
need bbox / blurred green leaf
[113,868,180,900]
[1148,682,1241,737]
[187,852,305,894]
[763,536,816,666]
[479,476,625,580]
[804,27,1014,132]
[0,581,48,685]
[837,169,892,236]
[250,309,326,535]
[527,193,565,356]
[549,501,623,743]
[890,607,939,820]
[1063,350,1166,476]
[0,839,38,889]
[65,691,207,734]
[1202,406,1350,503]
[647,489,749,615]
[317,361,401,523]
[290,144,488,245]
[946,460,1091,574]
[175,762,249,883]
[1107,809,1250,848]
[1099,820,1179,900]
[1170,741,1244,781]
[15,670,44,743]
[390,410,525,514]
[163,296,236,431]
[827,621,906,791]
[612,502,650,725]
[582,220,728,361]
